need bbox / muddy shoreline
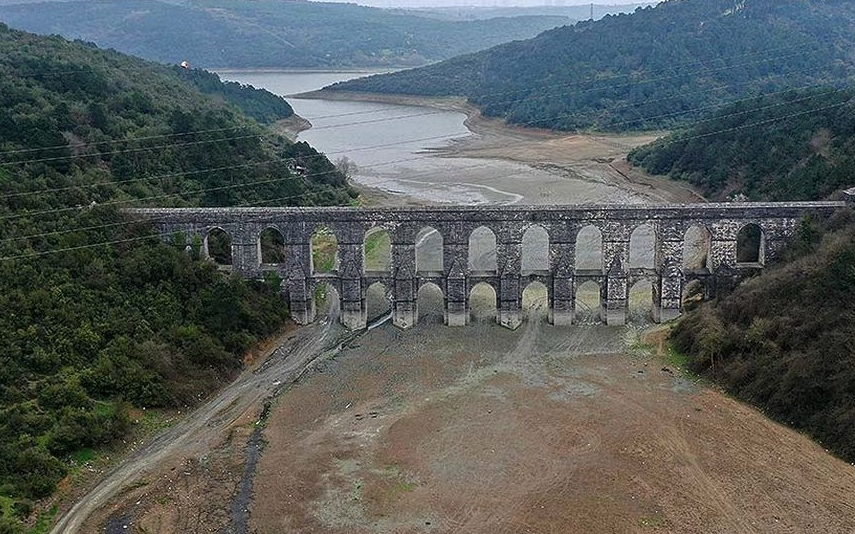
[295,89,705,204]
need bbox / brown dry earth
[247,316,855,534]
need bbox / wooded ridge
[327,0,855,132]
[0,26,354,533]
[0,0,571,69]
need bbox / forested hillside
[0,26,354,533]
[628,88,855,201]
[671,209,855,463]
[0,0,569,68]
[328,0,855,131]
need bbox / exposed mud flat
[249,316,855,533]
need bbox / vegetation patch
[629,88,855,201]
[671,211,855,462]
[0,25,355,531]
[329,0,855,132]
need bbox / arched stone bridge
[129,201,846,330]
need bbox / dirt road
[49,319,346,534]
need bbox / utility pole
[590,3,594,21]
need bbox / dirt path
[49,320,345,534]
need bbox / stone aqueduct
[130,201,846,330]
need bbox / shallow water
[218,70,647,206]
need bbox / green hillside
[623,81,855,465]
[628,88,855,201]
[671,209,855,463]
[0,25,353,532]
[327,0,855,131]
[0,0,570,68]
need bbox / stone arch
[204,227,232,266]
[314,282,340,321]
[627,278,654,325]
[575,280,602,324]
[365,281,391,323]
[469,282,497,323]
[258,227,286,264]
[629,224,655,269]
[468,226,497,272]
[416,226,443,273]
[522,280,549,321]
[364,227,391,272]
[683,224,711,271]
[417,282,444,324]
[575,225,603,271]
[310,225,338,274]
[522,224,550,272]
[737,223,765,264]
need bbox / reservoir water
[218,70,645,206]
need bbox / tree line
[0,26,355,533]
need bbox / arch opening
[627,279,654,325]
[311,225,338,274]
[417,282,444,325]
[416,226,443,273]
[522,281,549,322]
[737,223,765,264]
[683,225,711,271]
[575,225,603,272]
[314,283,340,321]
[259,227,286,264]
[205,227,232,266]
[364,227,391,272]
[575,281,601,325]
[468,226,497,273]
[469,282,497,323]
[629,224,655,269]
[522,225,550,272]
[366,281,391,323]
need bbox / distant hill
[0,25,353,532]
[327,0,855,132]
[627,88,855,201]
[0,0,570,68]
[410,3,651,21]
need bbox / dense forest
[0,0,570,68]
[671,209,855,463]
[628,88,855,201]
[328,0,855,132]
[0,26,354,533]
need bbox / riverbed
[218,70,680,206]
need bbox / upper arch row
[189,218,775,246]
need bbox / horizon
[311,0,654,9]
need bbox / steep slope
[628,88,855,201]
[0,25,353,533]
[328,0,855,131]
[671,209,855,464]
[0,0,570,68]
